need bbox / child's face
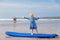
[29,13,34,18]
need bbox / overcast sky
[0,0,60,18]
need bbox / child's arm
[35,17,40,20]
[24,17,29,20]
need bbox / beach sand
[0,25,60,40]
[0,20,60,40]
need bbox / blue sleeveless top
[24,17,39,29]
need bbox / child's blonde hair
[29,12,34,18]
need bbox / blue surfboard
[5,32,58,38]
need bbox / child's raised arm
[34,17,40,20]
[24,17,29,20]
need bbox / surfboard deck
[5,32,58,38]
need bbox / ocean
[0,19,60,40]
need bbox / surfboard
[5,32,58,38]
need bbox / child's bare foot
[31,33,33,35]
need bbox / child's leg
[36,29,38,33]
[31,29,34,35]
[32,29,33,33]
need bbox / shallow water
[0,19,60,40]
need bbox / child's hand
[37,17,40,19]
[38,17,40,19]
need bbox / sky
[0,0,60,18]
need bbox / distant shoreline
[0,18,60,21]
[40,17,60,19]
[0,17,60,19]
